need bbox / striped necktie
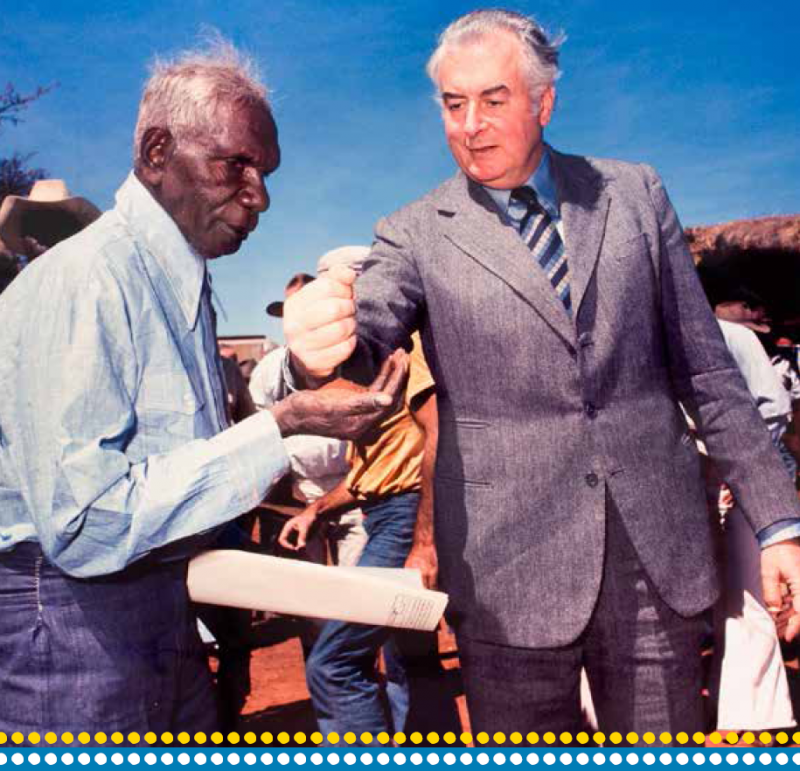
[511,186,572,315]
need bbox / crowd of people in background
[2,7,800,749]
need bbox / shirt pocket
[135,368,207,448]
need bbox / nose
[464,102,484,137]
[240,170,270,214]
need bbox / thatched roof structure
[686,214,800,262]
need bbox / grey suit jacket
[352,147,800,648]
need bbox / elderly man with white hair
[0,40,406,742]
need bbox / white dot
[644,756,656,767]
[162,754,174,766]
[777,757,789,768]
[245,755,257,766]
[295,755,307,767]
[377,756,390,767]
[328,755,340,767]
[627,754,639,766]
[312,756,324,767]
[494,755,506,766]
[478,755,490,767]
[760,756,772,767]
[111,755,124,767]
[544,755,556,767]
[11,755,23,767]
[394,756,405,766]
[195,755,207,765]
[444,755,456,767]
[212,755,224,767]
[727,755,739,766]
[512,756,524,767]
[595,755,606,766]
[611,755,622,767]
[462,755,473,766]
[744,756,756,767]
[428,755,440,766]
[411,755,424,767]
[145,755,157,767]
[345,755,357,767]
[228,754,240,766]
[695,754,707,766]
[0,757,7,767]
[678,755,690,767]
[261,755,273,766]
[46,756,58,767]
[29,755,41,767]
[711,756,722,767]
[178,755,191,766]
[278,755,290,767]
[129,755,140,766]
[576,755,588,767]
[661,756,673,766]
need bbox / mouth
[223,221,255,242]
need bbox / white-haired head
[426,9,564,106]
[133,31,271,163]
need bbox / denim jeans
[0,543,218,744]
[305,492,420,743]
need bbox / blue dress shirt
[0,172,289,577]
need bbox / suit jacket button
[585,472,599,488]
[585,402,597,419]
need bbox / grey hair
[133,31,270,162]
[426,9,564,105]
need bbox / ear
[136,127,176,186]
[538,85,556,128]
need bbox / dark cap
[265,272,315,317]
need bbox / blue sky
[4,0,799,339]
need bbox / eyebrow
[441,84,510,101]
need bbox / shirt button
[585,472,599,488]
[579,332,593,348]
[585,402,597,419]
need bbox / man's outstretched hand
[761,538,800,642]
[270,349,408,441]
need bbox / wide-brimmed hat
[265,272,315,317]
[0,180,101,256]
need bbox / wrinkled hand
[405,543,438,590]
[761,538,800,642]
[284,265,358,380]
[278,507,318,551]
[271,349,408,441]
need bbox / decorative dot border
[0,732,797,748]
[3,747,800,769]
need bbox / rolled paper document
[187,549,448,632]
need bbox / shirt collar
[483,146,560,220]
[115,172,206,329]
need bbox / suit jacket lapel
[550,149,611,317]
[435,173,576,346]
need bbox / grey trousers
[456,501,707,745]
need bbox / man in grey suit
[283,10,800,740]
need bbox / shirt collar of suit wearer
[115,172,206,330]
[483,144,560,222]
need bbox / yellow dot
[610,732,622,745]
[693,732,705,744]
[394,732,406,744]
[725,732,738,745]
[28,733,40,745]
[643,733,655,745]
[194,733,207,744]
[676,732,689,745]
[494,732,506,744]
[261,732,273,744]
[45,733,58,745]
[160,732,173,744]
[278,731,291,744]
[794,732,800,745]
[0,733,6,745]
[326,732,339,745]
[510,732,523,745]
[112,733,124,745]
[128,733,140,744]
[776,732,788,745]
[227,732,239,744]
[709,732,721,745]
[78,732,91,745]
[145,732,157,745]
[577,733,589,745]
[360,733,372,745]
[593,732,605,745]
[759,732,772,744]
[427,732,440,744]
[12,733,24,745]
[310,732,324,745]
[211,732,223,744]
[626,732,638,745]
[62,733,74,744]
[344,732,356,745]
[477,731,490,745]
[377,732,391,745]
[244,733,257,745]
[544,732,556,745]
[560,732,572,745]
[659,733,671,745]
[742,732,755,745]
[460,732,472,745]
[444,732,457,745]
[94,733,106,744]
[410,732,423,744]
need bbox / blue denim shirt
[0,172,289,577]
